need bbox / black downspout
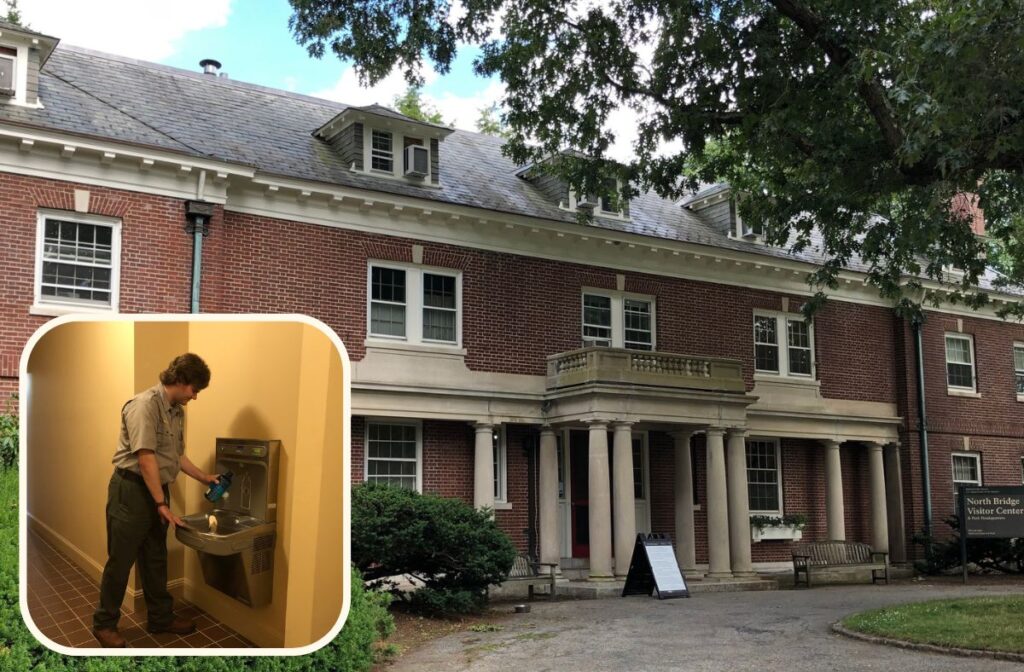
[185,201,215,313]
[912,316,933,560]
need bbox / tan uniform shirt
[111,383,185,484]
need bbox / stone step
[555,577,778,600]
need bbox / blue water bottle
[204,471,233,503]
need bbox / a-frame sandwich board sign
[621,533,690,599]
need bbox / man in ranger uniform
[92,353,220,648]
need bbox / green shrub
[352,483,517,614]
[0,394,17,469]
[308,566,394,672]
[914,515,1024,574]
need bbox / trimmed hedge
[0,466,392,670]
[352,483,516,614]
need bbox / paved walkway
[390,582,1024,671]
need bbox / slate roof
[0,43,1013,296]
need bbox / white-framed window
[0,46,15,95]
[365,420,422,491]
[746,438,783,515]
[945,333,976,392]
[753,311,814,377]
[367,262,461,346]
[370,129,393,172]
[1013,343,1024,397]
[581,290,654,350]
[952,451,981,509]
[361,126,434,184]
[493,425,507,504]
[566,178,629,219]
[34,210,121,312]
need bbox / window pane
[788,318,813,375]
[371,130,393,171]
[367,423,417,490]
[371,267,406,303]
[1015,347,1024,394]
[632,438,644,499]
[423,307,456,342]
[952,455,979,484]
[945,337,972,364]
[755,344,778,372]
[754,316,779,372]
[423,273,455,309]
[787,319,809,348]
[370,302,406,337]
[746,440,780,512]
[624,299,652,350]
[947,362,973,388]
[39,219,115,307]
[583,294,612,345]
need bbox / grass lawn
[842,596,1024,653]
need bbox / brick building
[2,22,1022,580]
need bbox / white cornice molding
[0,123,253,177]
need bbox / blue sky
[23,0,502,130]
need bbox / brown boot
[92,627,127,648]
[147,615,196,635]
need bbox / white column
[473,423,495,512]
[726,429,754,577]
[823,439,846,540]
[612,422,636,578]
[672,431,698,575]
[868,442,889,554]
[884,442,907,563]
[705,428,733,579]
[539,427,560,570]
[587,421,614,580]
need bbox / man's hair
[159,353,211,391]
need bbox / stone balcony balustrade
[545,347,745,393]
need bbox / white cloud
[310,65,439,110]
[21,0,232,61]
[426,81,505,132]
[309,64,504,133]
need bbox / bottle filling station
[177,438,281,607]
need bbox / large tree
[289,0,1024,317]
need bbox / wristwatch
[155,500,169,510]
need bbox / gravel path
[388,582,1024,671]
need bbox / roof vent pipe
[199,59,222,76]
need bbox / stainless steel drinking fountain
[176,438,281,607]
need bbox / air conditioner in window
[576,193,599,210]
[404,144,429,178]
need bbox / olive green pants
[92,470,175,630]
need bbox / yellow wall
[26,321,135,582]
[283,324,345,646]
[26,319,346,649]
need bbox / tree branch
[768,0,905,157]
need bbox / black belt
[115,467,146,485]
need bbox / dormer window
[0,23,58,107]
[314,104,451,187]
[0,47,16,97]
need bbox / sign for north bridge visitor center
[959,485,1024,583]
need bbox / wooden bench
[504,554,558,600]
[792,541,889,588]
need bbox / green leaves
[289,0,1024,314]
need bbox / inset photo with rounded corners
[21,316,349,653]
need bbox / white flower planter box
[751,524,804,543]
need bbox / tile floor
[26,528,253,649]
